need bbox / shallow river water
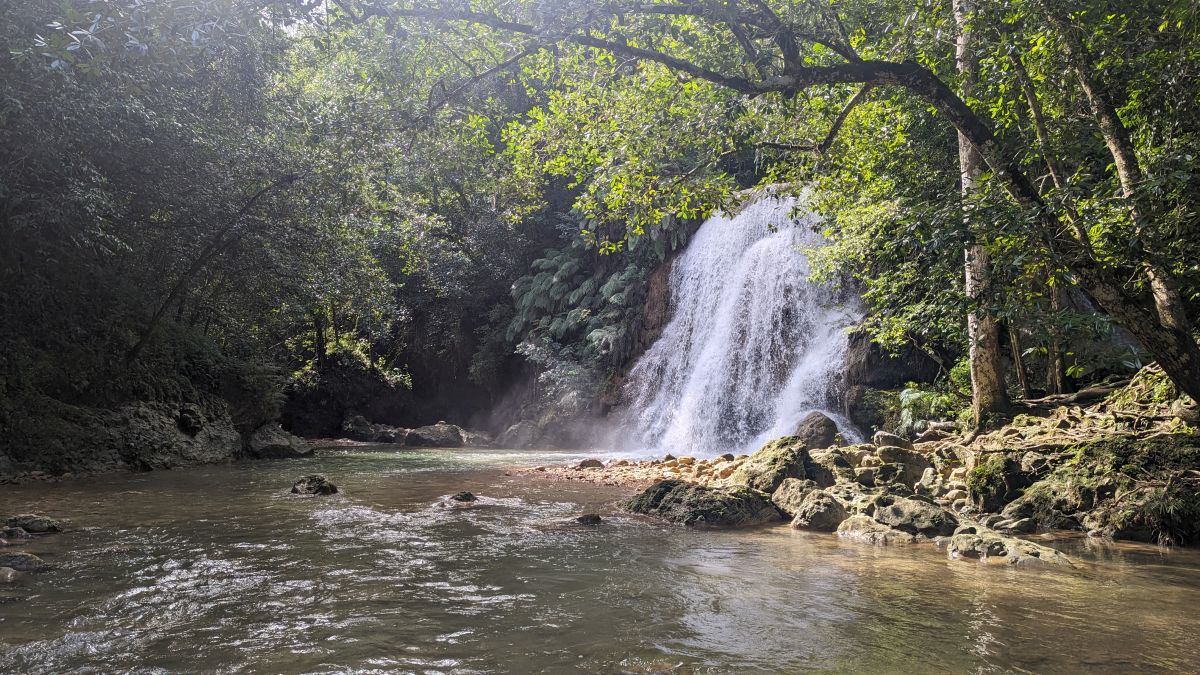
[2,445,1200,673]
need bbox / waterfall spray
[622,196,863,456]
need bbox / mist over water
[622,195,863,456]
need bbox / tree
[336,0,1200,405]
[955,0,1009,422]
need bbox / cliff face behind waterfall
[621,197,863,456]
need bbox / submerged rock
[406,422,465,448]
[947,526,1073,567]
[791,490,850,531]
[0,551,44,572]
[627,479,781,527]
[0,566,21,582]
[576,514,603,525]
[246,423,312,459]
[291,474,338,495]
[836,515,917,545]
[0,527,30,540]
[5,514,65,534]
[728,437,808,493]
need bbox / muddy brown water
[2,445,1199,673]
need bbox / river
[2,445,1199,673]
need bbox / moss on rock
[728,436,808,493]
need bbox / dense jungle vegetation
[2,0,1198,452]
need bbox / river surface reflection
[2,445,1199,673]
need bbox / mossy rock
[967,453,1029,512]
[626,479,781,527]
[1015,434,1200,544]
[728,436,809,493]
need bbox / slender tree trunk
[1047,12,1191,334]
[314,311,328,369]
[1047,283,1069,395]
[956,0,1009,425]
[1009,325,1031,400]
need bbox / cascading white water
[622,195,863,456]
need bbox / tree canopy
[2,0,1198,430]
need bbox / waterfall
[622,195,863,456]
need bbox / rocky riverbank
[528,364,1200,565]
[0,395,311,485]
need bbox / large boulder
[790,490,850,531]
[5,514,65,534]
[770,478,820,518]
[0,552,44,572]
[626,480,782,527]
[406,422,465,448]
[872,497,958,537]
[728,437,808,493]
[793,412,841,450]
[844,330,941,390]
[340,414,376,441]
[246,424,312,459]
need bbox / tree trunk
[956,0,1009,425]
[1047,283,1069,395]
[1048,12,1191,334]
[1009,325,1031,400]
[314,311,328,369]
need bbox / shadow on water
[2,445,1200,672]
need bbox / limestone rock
[340,414,375,441]
[836,515,917,545]
[291,474,338,495]
[626,479,781,527]
[5,514,65,534]
[246,424,312,459]
[0,527,31,540]
[793,412,841,451]
[406,422,465,448]
[806,449,854,487]
[727,437,808,493]
[872,497,958,537]
[770,478,820,518]
[0,552,44,572]
[947,527,1073,567]
[876,446,933,485]
[873,431,914,450]
[791,490,850,531]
